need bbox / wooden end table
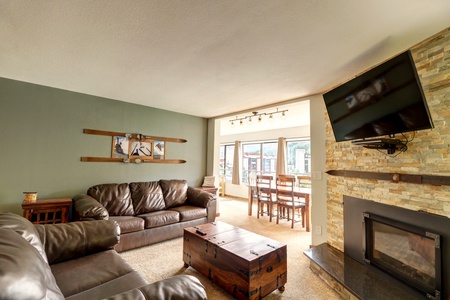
[22,198,72,224]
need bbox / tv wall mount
[351,138,408,155]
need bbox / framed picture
[130,139,153,157]
[112,136,129,158]
[153,140,165,160]
[111,135,169,161]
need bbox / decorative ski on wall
[81,129,187,164]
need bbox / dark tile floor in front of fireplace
[304,243,426,300]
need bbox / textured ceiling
[1,1,449,118]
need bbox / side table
[22,198,72,224]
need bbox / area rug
[120,197,341,299]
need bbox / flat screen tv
[323,50,433,142]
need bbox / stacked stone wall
[326,28,450,250]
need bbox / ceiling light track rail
[229,108,288,126]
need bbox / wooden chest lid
[220,234,286,262]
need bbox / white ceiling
[1,1,449,118]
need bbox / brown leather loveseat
[0,212,207,300]
[73,179,217,252]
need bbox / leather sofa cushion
[0,228,64,300]
[109,216,145,234]
[88,183,135,216]
[51,249,147,299]
[169,206,207,221]
[0,212,48,263]
[138,210,180,228]
[104,275,207,300]
[159,179,188,208]
[66,271,147,300]
[130,181,166,214]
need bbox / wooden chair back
[276,174,305,228]
[276,175,295,203]
[256,175,272,201]
[297,175,311,188]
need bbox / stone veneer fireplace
[304,195,450,299]
[315,26,450,300]
[344,196,449,299]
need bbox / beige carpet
[120,197,342,299]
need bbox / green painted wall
[0,77,208,214]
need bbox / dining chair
[248,172,258,209]
[276,175,305,229]
[256,175,275,222]
[218,175,225,197]
[297,175,312,188]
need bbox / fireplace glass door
[363,213,441,299]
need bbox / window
[286,140,311,175]
[242,143,260,184]
[220,138,310,184]
[241,142,278,183]
[219,144,234,182]
[261,142,277,178]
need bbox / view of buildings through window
[219,139,310,183]
[219,144,234,182]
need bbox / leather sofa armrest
[187,187,217,222]
[104,275,207,300]
[206,197,217,223]
[73,194,109,220]
[187,186,215,208]
[35,220,120,265]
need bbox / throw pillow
[202,176,215,187]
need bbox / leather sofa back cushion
[88,183,135,216]
[0,212,48,263]
[0,228,64,300]
[130,181,166,214]
[35,220,120,265]
[159,179,188,208]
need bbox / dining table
[248,184,312,232]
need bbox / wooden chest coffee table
[183,221,287,299]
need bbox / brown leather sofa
[0,212,207,300]
[73,179,217,252]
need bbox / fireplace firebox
[343,195,450,299]
[362,212,441,299]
